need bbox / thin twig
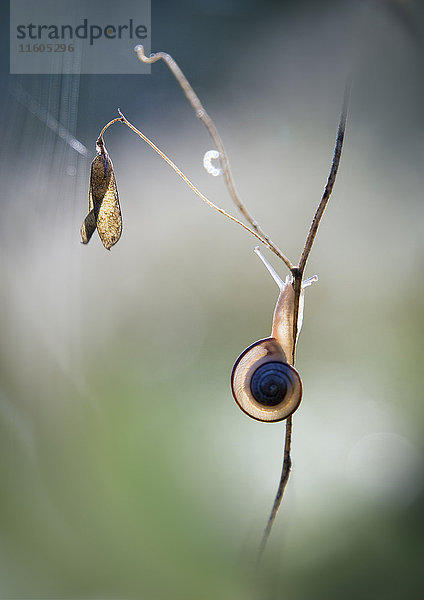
[298,85,349,275]
[258,86,349,560]
[116,109,284,253]
[258,415,293,562]
[98,117,123,142]
[135,45,293,271]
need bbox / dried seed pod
[81,140,122,250]
[80,189,96,245]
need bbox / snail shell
[231,337,302,422]
[231,248,316,423]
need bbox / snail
[231,247,317,422]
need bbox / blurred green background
[1,0,424,598]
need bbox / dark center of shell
[250,361,290,407]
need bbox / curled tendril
[203,150,222,177]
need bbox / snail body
[231,248,316,423]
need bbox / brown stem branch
[298,85,349,275]
[97,117,124,143]
[135,45,293,271]
[117,109,283,251]
[257,415,293,562]
[258,82,349,555]
[258,89,349,557]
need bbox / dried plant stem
[258,415,293,561]
[135,45,293,271]
[116,110,282,252]
[298,87,349,274]
[256,272,300,563]
[258,88,349,561]
[98,117,123,142]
